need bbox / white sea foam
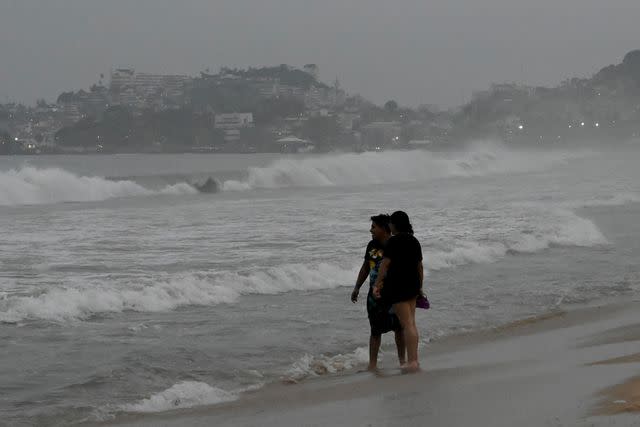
[0,263,355,322]
[564,192,640,208]
[426,209,608,271]
[0,167,196,206]
[222,141,589,191]
[119,381,237,413]
[426,242,508,270]
[0,205,610,323]
[283,347,370,382]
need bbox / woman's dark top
[382,232,423,304]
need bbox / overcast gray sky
[1,0,638,108]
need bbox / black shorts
[383,281,420,305]
[366,289,401,336]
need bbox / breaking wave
[562,192,640,209]
[283,347,370,382]
[222,141,589,191]
[426,208,608,270]
[0,167,197,206]
[118,381,237,413]
[0,206,608,324]
[0,263,354,323]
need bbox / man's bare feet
[367,364,378,372]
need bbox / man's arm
[351,260,370,303]
[372,258,390,299]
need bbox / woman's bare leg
[394,329,406,366]
[393,299,419,372]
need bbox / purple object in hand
[416,294,430,310]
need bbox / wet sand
[596,375,640,415]
[95,300,640,427]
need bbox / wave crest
[0,167,196,206]
[426,209,608,270]
[283,347,369,382]
[0,263,354,323]
[119,381,237,413]
[222,141,587,191]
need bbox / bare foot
[400,362,420,374]
[367,364,379,372]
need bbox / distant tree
[622,50,640,85]
[57,91,76,104]
[136,107,195,148]
[36,99,48,108]
[384,100,399,114]
[360,105,386,124]
[242,126,275,151]
[102,105,132,126]
[417,104,439,120]
[254,97,305,124]
[622,50,640,69]
[0,130,12,155]
[303,64,319,78]
[302,116,340,148]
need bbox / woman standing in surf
[373,211,423,372]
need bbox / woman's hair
[370,214,391,233]
[389,210,414,234]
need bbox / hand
[373,284,382,299]
[351,287,359,303]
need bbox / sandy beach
[91,299,640,427]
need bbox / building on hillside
[110,68,191,110]
[328,78,346,107]
[276,82,305,99]
[253,81,278,98]
[61,104,82,125]
[304,86,328,110]
[214,113,254,143]
[337,112,360,131]
[223,129,241,143]
[110,68,135,92]
[214,113,254,129]
[134,73,165,97]
[277,136,314,153]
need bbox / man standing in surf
[351,214,405,371]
